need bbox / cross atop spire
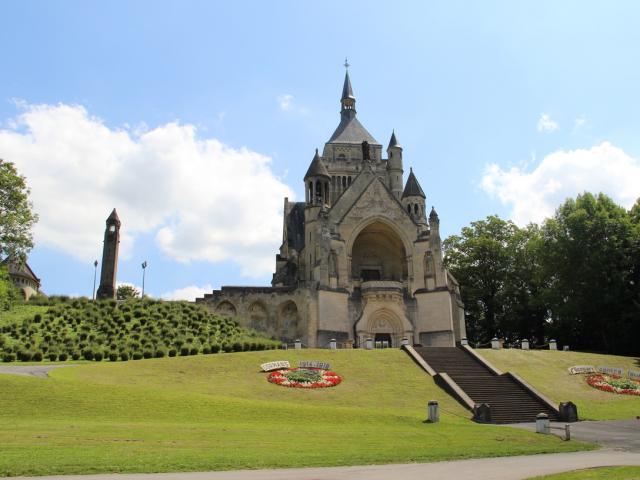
[344,57,350,69]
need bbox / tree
[541,193,639,354]
[117,285,140,300]
[0,159,38,261]
[443,216,518,342]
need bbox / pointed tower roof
[328,68,380,146]
[402,168,426,198]
[387,130,401,150]
[429,206,439,222]
[106,208,121,225]
[341,70,355,100]
[304,149,330,179]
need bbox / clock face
[109,225,116,232]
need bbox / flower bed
[586,373,640,396]
[267,367,342,389]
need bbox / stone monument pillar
[96,208,120,299]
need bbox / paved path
[4,450,640,480]
[509,419,640,452]
[0,364,76,378]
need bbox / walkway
[5,450,640,480]
[0,364,76,378]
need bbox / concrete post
[563,345,570,351]
[521,339,530,350]
[491,338,500,350]
[365,338,373,350]
[401,337,409,347]
[329,338,337,350]
[461,338,469,346]
[536,413,550,434]
[427,400,439,423]
[565,424,571,441]
[549,339,557,350]
[294,339,302,350]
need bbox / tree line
[444,192,640,356]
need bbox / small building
[2,256,41,301]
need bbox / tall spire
[340,59,356,114]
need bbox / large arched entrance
[350,221,407,281]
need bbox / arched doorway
[277,300,299,343]
[360,308,406,347]
[215,301,237,318]
[351,221,407,281]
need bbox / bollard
[491,337,500,349]
[461,338,469,346]
[329,338,337,350]
[549,339,557,350]
[521,339,530,350]
[427,400,439,423]
[365,338,373,350]
[565,424,571,441]
[536,413,550,434]
[294,339,302,350]
[401,337,409,347]
[563,345,570,351]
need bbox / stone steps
[413,346,558,424]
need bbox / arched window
[348,176,352,186]
[414,204,419,215]
[407,204,411,213]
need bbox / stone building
[196,70,466,348]
[2,256,41,300]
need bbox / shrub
[58,352,68,361]
[82,349,94,361]
[143,350,153,359]
[210,343,221,353]
[71,352,80,361]
[34,313,42,323]
[189,346,198,356]
[202,346,211,355]
[132,351,143,360]
[4,352,17,362]
[222,343,232,353]
[109,352,118,362]
[180,346,190,356]
[120,351,129,361]
[18,350,32,361]
[32,351,43,362]
[93,351,103,361]
[47,352,58,361]
[168,348,177,357]
[154,349,166,358]
[232,342,243,352]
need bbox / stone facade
[96,208,120,300]
[3,256,41,301]
[196,70,466,348]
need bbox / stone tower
[96,208,120,299]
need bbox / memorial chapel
[196,69,466,348]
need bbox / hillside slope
[477,349,640,420]
[0,349,590,476]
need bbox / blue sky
[1,1,639,299]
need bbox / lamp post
[141,261,148,298]
[92,260,98,300]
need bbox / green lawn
[529,466,640,479]
[0,349,593,476]
[0,304,47,326]
[478,349,640,420]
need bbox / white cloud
[160,284,214,301]
[537,113,559,133]
[573,116,587,130]
[277,94,294,111]
[481,142,640,225]
[0,103,294,277]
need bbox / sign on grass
[597,366,624,376]
[299,360,331,370]
[260,361,290,372]
[567,365,596,375]
[628,370,640,380]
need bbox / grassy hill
[0,349,591,476]
[0,298,278,362]
[477,349,640,420]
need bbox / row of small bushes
[0,298,281,362]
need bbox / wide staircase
[413,347,559,424]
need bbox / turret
[304,149,331,206]
[401,168,426,223]
[386,130,403,200]
[96,208,120,299]
[429,206,440,234]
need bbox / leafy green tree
[116,285,140,300]
[0,159,38,261]
[443,215,517,342]
[0,264,21,310]
[541,193,639,354]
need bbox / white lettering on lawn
[627,370,640,380]
[567,365,596,375]
[260,361,290,372]
[597,366,624,376]
[299,360,330,370]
